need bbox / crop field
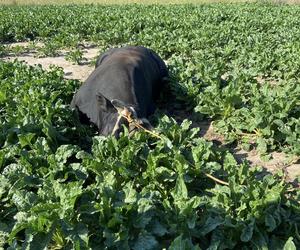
[1,3,300,249]
[0,0,258,5]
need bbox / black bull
[71,46,168,136]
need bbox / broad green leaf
[283,237,296,250]
[124,181,137,204]
[265,214,277,232]
[169,234,201,250]
[200,216,223,236]
[132,233,158,250]
[240,220,255,242]
[171,174,188,200]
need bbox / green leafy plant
[0,44,8,57]
[8,45,27,55]
[0,61,299,249]
[65,49,84,65]
[1,3,300,248]
[36,41,61,57]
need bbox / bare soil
[2,42,300,183]
[3,42,98,81]
[200,121,300,182]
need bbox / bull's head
[111,99,153,137]
[97,93,152,137]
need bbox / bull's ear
[96,93,116,112]
[111,99,127,113]
[111,99,138,118]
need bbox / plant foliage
[0,61,299,249]
[1,3,300,154]
[1,3,300,249]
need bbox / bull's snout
[110,103,153,137]
[112,115,153,138]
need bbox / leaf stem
[203,172,229,186]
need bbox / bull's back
[87,47,162,112]
[72,46,167,127]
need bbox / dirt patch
[167,107,300,182]
[202,122,300,183]
[2,42,300,183]
[2,42,98,81]
[7,55,95,80]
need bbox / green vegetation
[0,3,300,249]
[65,49,84,65]
[0,0,253,6]
[0,60,299,249]
[2,3,298,155]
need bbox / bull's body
[71,46,168,136]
